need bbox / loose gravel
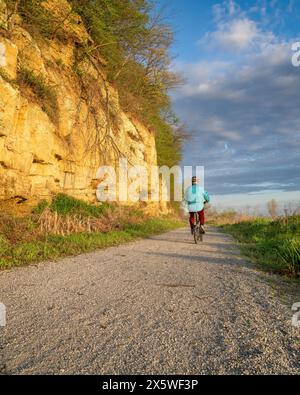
[0,227,299,374]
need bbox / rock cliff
[0,0,168,213]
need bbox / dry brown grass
[207,208,257,226]
[37,209,111,236]
[0,203,152,247]
[0,193,168,248]
[37,206,147,236]
[0,213,39,244]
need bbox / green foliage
[222,215,300,278]
[17,67,59,124]
[33,194,111,218]
[7,0,80,41]
[69,0,184,167]
[48,194,111,218]
[278,237,300,277]
[11,0,58,39]
[32,200,49,215]
[70,0,150,76]
[152,115,183,167]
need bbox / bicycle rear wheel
[198,229,203,242]
[193,226,198,244]
[193,213,202,244]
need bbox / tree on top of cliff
[70,0,186,166]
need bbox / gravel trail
[0,227,299,375]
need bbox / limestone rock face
[0,37,18,79]
[0,0,168,214]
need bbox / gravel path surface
[0,227,299,375]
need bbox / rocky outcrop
[0,0,167,213]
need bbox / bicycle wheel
[193,226,198,244]
[198,228,203,242]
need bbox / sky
[159,0,300,212]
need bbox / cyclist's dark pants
[189,210,205,228]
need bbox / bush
[277,237,300,277]
[33,200,49,215]
[48,194,110,218]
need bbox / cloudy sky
[163,0,300,210]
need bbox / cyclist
[185,176,210,234]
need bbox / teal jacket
[185,185,210,212]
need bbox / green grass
[221,216,300,278]
[0,218,184,269]
[33,194,112,217]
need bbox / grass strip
[221,216,300,278]
[0,218,185,269]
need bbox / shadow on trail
[146,236,196,245]
[136,250,248,269]
[146,235,238,250]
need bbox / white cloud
[213,19,258,49]
[204,0,286,53]
[203,17,278,52]
[212,0,242,22]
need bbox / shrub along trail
[0,227,299,374]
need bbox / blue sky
[159,0,300,211]
[166,0,300,61]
